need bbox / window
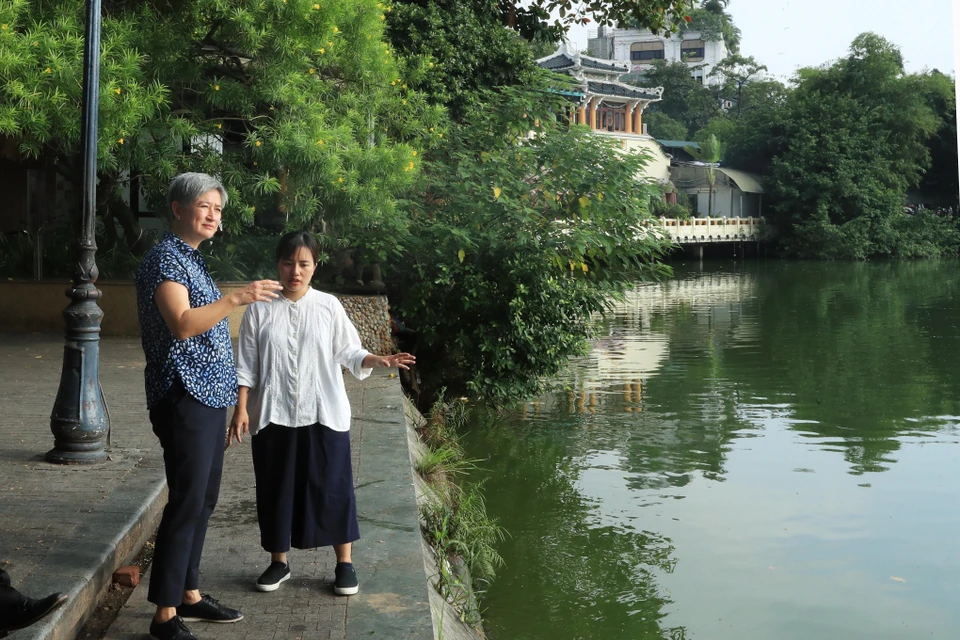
[630,41,665,61]
[691,69,704,84]
[597,103,627,132]
[681,39,705,62]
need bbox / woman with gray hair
[135,172,282,640]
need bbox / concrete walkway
[0,334,433,640]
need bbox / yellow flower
[32,41,38,46]
[317,139,324,145]
[216,123,222,129]
[313,3,320,8]
[117,138,124,144]
[401,99,406,105]
[253,161,258,166]
[338,177,343,183]
[114,88,121,94]
[318,48,325,54]
[402,83,407,89]
[214,85,220,91]
[429,127,434,132]
[44,67,51,73]
[255,140,262,146]
[391,81,396,86]
[1,25,7,30]
[380,14,385,20]
[411,151,417,156]
[327,41,333,47]
[309,68,315,74]
[332,26,339,32]
[428,62,434,68]
[439,133,443,138]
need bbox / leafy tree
[644,111,688,140]
[679,3,740,53]
[389,76,672,403]
[506,0,697,42]
[0,0,438,259]
[913,70,959,208]
[386,0,540,122]
[708,54,766,117]
[767,33,947,258]
[715,76,789,173]
[632,60,717,138]
[684,133,721,215]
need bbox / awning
[716,168,764,193]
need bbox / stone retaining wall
[338,294,396,355]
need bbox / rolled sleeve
[332,302,373,380]
[236,306,259,389]
[157,253,190,289]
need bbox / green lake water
[461,260,960,640]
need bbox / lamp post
[47,0,109,464]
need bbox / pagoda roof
[588,81,662,101]
[537,49,629,75]
[539,53,578,72]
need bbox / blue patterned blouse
[135,232,238,410]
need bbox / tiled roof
[587,81,661,100]
[539,54,577,71]
[580,57,628,73]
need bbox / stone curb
[13,450,167,640]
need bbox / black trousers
[0,569,23,619]
[252,423,359,552]
[148,381,226,607]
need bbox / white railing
[655,217,763,244]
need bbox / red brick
[113,566,140,588]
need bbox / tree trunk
[99,173,152,255]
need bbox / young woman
[230,231,414,596]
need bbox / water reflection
[463,261,960,640]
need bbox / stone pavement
[0,334,434,640]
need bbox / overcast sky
[566,0,957,82]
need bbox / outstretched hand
[233,280,283,306]
[374,352,416,370]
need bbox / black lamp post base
[45,446,107,465]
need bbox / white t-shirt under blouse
[235,288,372,435]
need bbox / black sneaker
[334,562,359,596]
[176,594,243,623]
[149,615,197,640]
[256,561,291,592]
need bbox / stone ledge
[13,452,167,640]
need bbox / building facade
[588,25,729,85]
[537,46,673,183]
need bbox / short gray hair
[167,172,229,209]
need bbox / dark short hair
[276,231,319,263]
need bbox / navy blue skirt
[251,423,360,551]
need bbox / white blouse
[235,288,372,435]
